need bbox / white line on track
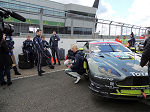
[12,69,65,81]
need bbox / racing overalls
[49,35,60,64]
[22,40,34,62]
[33,35,44,72]
[42,40,52,65]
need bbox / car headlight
[98,66,121,77]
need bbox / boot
[38,71,43,76]
[74,76,81,84]
[7,82,12,86]
[49,65,54,69]
[0,81,7,86]
[53,62,56,65]
[15,71,21,75]
[13,66,21,75]
[40,70,45,73]
[58,61,61,65]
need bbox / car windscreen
[111,44,130,52]
[90,43,130,52]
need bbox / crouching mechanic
[65,44,86,84]
[22,35,34,63]
[41,36,54,69]
[64,46,75,67]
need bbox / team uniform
[65,50,86,84]
[33,35,44,74]
[42,40,54,69]
[22,40,34,62]
[49,35,60,65]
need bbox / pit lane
[0,71,150,112]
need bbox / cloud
[127,0,150,27]
[97,0,115,20]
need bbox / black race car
[78,40,150,100]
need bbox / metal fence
[96,19,149,39]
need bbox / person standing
[143,36,150,48]
[115,35,121,43]
[0,34,12,86]
[5,35,21,75]
[33,29,45,76]
[121,36,129,47]
[128,32,136,47]
[49,31,61,65]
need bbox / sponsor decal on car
[130,72,148,76]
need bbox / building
[0,0,97,36]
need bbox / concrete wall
[13,37,111,63]
[13,36,144,63]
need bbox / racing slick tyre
[18,61,34,69]
[41,57,47,66]
[59,48,65,60]
[18,53,26,62]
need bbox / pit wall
[13,36,145,63]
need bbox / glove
[9,52,12,56]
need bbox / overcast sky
[51,0,150,27]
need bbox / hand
[9,52,12,56]
[44,48,47,51]
[68,64,72,68]
[146,61,149,66]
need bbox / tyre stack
[41,56,47,66]
[18,53,34,69]
[59,48,65,60]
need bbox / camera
[0,7,26,41]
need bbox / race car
[78,40,150,100]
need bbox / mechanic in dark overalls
[22,35,34,63]
[49,31,61,65]
[65,44,86,84]
[141,37,150,75]
[33,29,45,76]
[41,36,54,69]
[5,35,21,75]
[128,32,136,47]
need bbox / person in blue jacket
[33,29,45,76]
[128,32,136,47]
[22,35,34,63]
[41,36,54,69]
[49,31,61,65]
[5,35,21,75]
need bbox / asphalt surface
[0,71,150,112]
